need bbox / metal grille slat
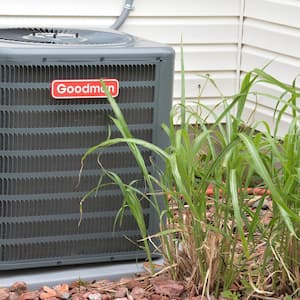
[0,150,151,173]
[0,128,152,150]
[0,191,150,218]
[1,214,150,239]
[0,86,155,105]
[1,234,144,261]
[0,171,143,195]
[0,64,156,83]
[0,107,153,128]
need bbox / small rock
[71,294,84,300]
[8,292,18,300]
[53,284,70,299]
[0,288,9,300]
[19,291,39,300]
[151,294,169,300]
[40,286,57,299]
[10,281,27,295]
[87,293,102,300]
[57,292,70,299]
[130,287,146,300]
[101,293,112,300]
[153,279,184,298]
[53,284,69,292]
[115,287,128,298]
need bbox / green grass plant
[81,68,300,297]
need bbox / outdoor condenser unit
[0,28,174,270]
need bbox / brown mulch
[0,274,204,300]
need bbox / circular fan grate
[0,28,134,46]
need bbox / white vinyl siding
[244,0,300,28]
[241,0,300,134]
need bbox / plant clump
[81,67,300,299]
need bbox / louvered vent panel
[0,63,157,268]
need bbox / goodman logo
[51,79,119,99]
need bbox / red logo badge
[51,79,119,99]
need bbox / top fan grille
[0,28,134,46]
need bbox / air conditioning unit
[0,28,174,270]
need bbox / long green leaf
[180,37,186,128]
[229,169,249,257]
[240,133,299,236]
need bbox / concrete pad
[0,260,151,290]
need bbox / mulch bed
[0,274,205,300]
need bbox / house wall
[1,0,299,133]
[241,0,300,135]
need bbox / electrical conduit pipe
[111,0,134,30]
